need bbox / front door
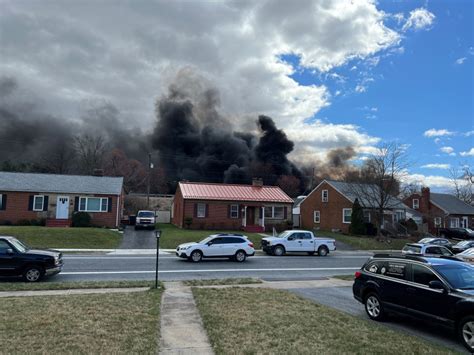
[56,196,70,219]
[462,216,469,228]
[246,207,255,226]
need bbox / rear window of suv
[403,245,422,254]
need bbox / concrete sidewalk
[159,282,213,355]
[0,287,149,298]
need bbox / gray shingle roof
[430,193,474,215]
[0,172,123,195]
[327,180,407,209]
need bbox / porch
[241,205,265,233]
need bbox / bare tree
[449,164,473,204]
[103,148,148,193]
[74,134,106,174]
[348,143,410,235]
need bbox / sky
[0,0,472,191]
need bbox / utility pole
[147,152,152,208]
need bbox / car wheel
[190,250,203,263]
[23,266,43,282]
[318,246,329,257]
[365,293,385,321]
[307,251,315,256]
[459,316,474,352]
[234,250,247,262]
[273,245,285,256]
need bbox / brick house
[300,180,408,234]
[171,180,294,232]
[403,187,474,234]
[0,172,124,228]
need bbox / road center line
[61,267,360,275]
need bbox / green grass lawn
[156,223,265,249]
[0,226,122,249]
[0,288,162,353]
[0,280,158,292]
[317,230,414,250]
[183,278,262,286]
[193,287,455,354]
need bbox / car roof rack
[372,253,428,263]
[215,233,244,237]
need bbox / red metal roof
[179,182,294,203]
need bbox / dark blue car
[353,254,474,352]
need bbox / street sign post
[154,229,161,289]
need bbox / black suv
[0,236,63,282]
[353,254,474,351]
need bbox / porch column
[261,206,265,228]
[243,206,247,227]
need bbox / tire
[364,293,385,321]
[23,266,43,282]
[190,250,203,263]
[234,250,247,262]
[459,316,474,352]
[307,251,315,256]
[318,246,329,257]
[273,245,285,256]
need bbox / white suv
[176,234,255,262]
[135,210,156,230]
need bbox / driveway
[289,286,467,354]
[118,226,158,249]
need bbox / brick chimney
[252,178,263,187]
[420,187,430,213]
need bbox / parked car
[456,248,474,264]
[0,236,63,282]
[418,237,453,250]
[176,234,255,262]
[353,254,474,352]
[439,228,474,240]
[135,210,156,230]
[452,241,474,254]
[261,230,336,256]
[402,243,454,257]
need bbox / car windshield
[459,248,474,256]
[278,231,292,239]
[199,236,214,244]
[9,238,28,253]
[457,241,470,247]
[138,211,154,217]
[418,238,432,243]
[466,228,474,233]
[433,263,474,290]
[402,245,421,253]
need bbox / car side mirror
[287,236,294,241]
[6,248,14,255]
[429,280,447,292]
[206,242,213,246]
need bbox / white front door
[56,196,70,219]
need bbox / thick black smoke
[151,81,306,190]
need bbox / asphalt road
[45,253,371,282]
[290,286,467,354]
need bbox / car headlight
[54,256,60,265]
[180,246,191,250]
[267,241,272,246]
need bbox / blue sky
[283,0,473,187]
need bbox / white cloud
[402,8,435,31]
[440,146,456,156]
[403,173,456,189]
[420,163,451,169]
[455,57,467,65]
[423,128,455,137]
[434,138,441,144]
[355,85,367,93]
[465,130,474,137]
[460,148,474,157]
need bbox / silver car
[402,243,454,257]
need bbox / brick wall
[171,189,184,228]
[0,191,121,228]
[300,181,353,233]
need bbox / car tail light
[354,271,362,279]
[248,242,254,248]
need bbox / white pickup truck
[261,230,336,256]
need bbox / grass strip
[319,230,413,250]
[0,226,122,249]
[0,280,158,292]
[193,287,455,355]
[183,278,262,286]
[0,288,162,354]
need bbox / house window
[322,190,328,202]
[314,211,320,223]
[343,208,352,224]
[230,204,239,219]
[450,217,459,228]
[79,197,108,212]
[434,217,442,227]
[33,195,44,211]
[0,194,3,210]
[196,203,206,218]
[363,210,371,223]
[394,210,404,222]
[412,199,419,209]
[264,206,285,219]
